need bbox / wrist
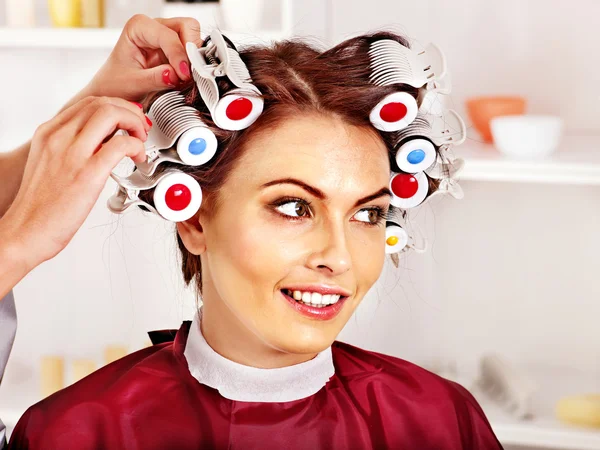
[0,216,37,288]
[0,142,30,218]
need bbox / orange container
[465,96,527,143]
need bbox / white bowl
[490,115,564,159]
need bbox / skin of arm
[0,142,30,218]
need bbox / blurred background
[0,0,599,448]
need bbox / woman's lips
[280,289,347,320]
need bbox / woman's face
[180,113,391,362]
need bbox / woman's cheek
[231,221,292,272]
[354,234,386,282]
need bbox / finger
[71,104,147,162]
[93,97,150,129]
[88,135,146,181]
[32,96,149,157]
[144,48,169,69]
[51,97,150,143]
[155,17,202,47]
[43,96,96,134]
[136,63,184,92]
[155,17,202,81]
[125,14,191,81]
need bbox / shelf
[456,135,600,185]
[476,365,600,449]
[0,27,291,50]
[484,402,600,450]
[0,27,121,49]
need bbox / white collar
[183,308,335,402]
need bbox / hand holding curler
[71,15,204,106]
[0,97,150,299]
[0,15,205,222]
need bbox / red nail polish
[146,116,153,127]
[180,61,190,78]
[131,102,143,109]
[162,69,175,87]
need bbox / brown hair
[140,31,442,295]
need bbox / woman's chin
[267,326,336,357]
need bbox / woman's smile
[279,288,350,320]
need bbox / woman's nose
[305,222,352,275]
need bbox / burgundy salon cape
[8,320,503,449]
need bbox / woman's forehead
[239,114,390,179]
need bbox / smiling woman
[7,30,500,450]
[177,113,392,365]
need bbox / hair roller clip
[427,110,467,146]
[176,127,219,166]
[394,109,467,150]
[384,207,428,266]
[389,171,429,209]
[137,91,219,176]
[386,224,428,257]
[209,31,254,90]
[369,91,419,132]
[369,40,447,89]
[368,40,447,132]
[385,222,409,254]
[212,89,264,131]
[418,77,452,116]
[186,41,220,108]
[425,155,464,180]
[186,30,264,131]
[420,159,465,205]
[394,138,437,174]
[107,169,202,222]
[432,178,464,200]
[153,171,203,222]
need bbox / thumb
[89,134,146,181]
[138,63,180,92]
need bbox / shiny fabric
[8,321,503,449]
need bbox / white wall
[325,0,600,134]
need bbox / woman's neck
[200,298,317,369]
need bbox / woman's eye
[275,200,311,218]
[354,208,382,225]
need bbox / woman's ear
[176,213,206,255]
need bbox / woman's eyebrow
[261,178,392,207]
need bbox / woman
[6,22,503,450]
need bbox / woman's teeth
[282,289,342,307]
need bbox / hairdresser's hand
[82,15,203,103]
[0,16,201,224]
[0,97,150,279]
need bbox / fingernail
[180,61,190,78]
[146,116,153,127]
[131,102,143,109]
[162,69,176,87]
